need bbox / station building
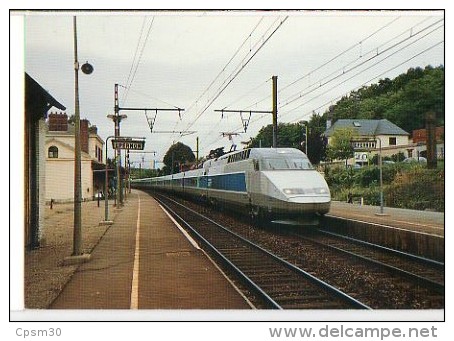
[45,112,105,202]
[25,73,66,249]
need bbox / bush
[334,186,381,205]
[326,163,444,211]
[386,167,444,211]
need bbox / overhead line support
[111,83,185,206]
[214,75,278,147]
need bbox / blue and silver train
[132,148,331,223]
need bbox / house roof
[324,119,409,137]
[46,123,105,145]
[25,73,66,121]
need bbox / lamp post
[71,16,94,258]
[375,136,385,216]
[351,137,386,216]
[302,122,308,155]
[102,136,115,224]
[107,113,127,208]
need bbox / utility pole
[215,75,278,147]
[110,88,185,194]
[73,16,82,256]
[102,136,115,224]
[108,84,127,208]
[196,137,199,164]
[426,111,437,169]
[67,16,94,263]
[272,75,278,148]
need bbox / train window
[228,149,251,163]
[288,158,314,170]
[260,157,313,170]
[260,158,288,170]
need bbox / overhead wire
[199,77,272,141]
[183,17,266,117]
[284,39,444,125]
[279,16,403,94]
[221,18,443,136]
[181,16,289,136]
[281,38,444,121]
[122,16,156,106]
[164,17,267,149]
[119,86,181,109]
[280,18,444,108]
[121,17,147,104]
[221,77,272,110]
[240,16,404,112]
[204,36,442,153]
[169,16,288,152]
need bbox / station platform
[328,201,444,237]
[50,190,252,310]
[323,201,444,261]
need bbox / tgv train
[132,148,331,223]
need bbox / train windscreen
[260,157,313,170]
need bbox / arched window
[48,146,58,158]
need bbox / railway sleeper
[275,294,335,302]
[245,272,296,279]
[256,285,316,294]
[283,301,348,309]
[235,264,286,272]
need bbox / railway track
[308,229,444,293]
[276,229,445,309]
[154,193,371,310]
[147,191,444,309]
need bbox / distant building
[25,73,66,249]
[411,126,445,160]
[45,112,105,202]
[324,119,411,165]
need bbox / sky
[20,10,444,168]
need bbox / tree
[324,65,444,134]
[304,113,328,165]
[248,116,328,165]
[326,127,357,168]
[163,142,195,175]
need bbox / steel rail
[319,229,444,268]
[155,193,371,310]
[155,195,281,309]
[296,230,444,295]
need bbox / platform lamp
[72,16,94,259]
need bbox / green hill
[326,65,444,134]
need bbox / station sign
[112,138,145,150]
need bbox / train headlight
[283,188,305,195]
[314,187,329,194]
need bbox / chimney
[80,119,89,154]
[48,112,68,131]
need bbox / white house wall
[89,135,104,163]
[45,140,94,202]
[37,119,47,240]
[377,134,409,148]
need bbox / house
[25,73,66,249]
[45,112,105,202]
[411,126,445,160]
[324,119,411,165]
